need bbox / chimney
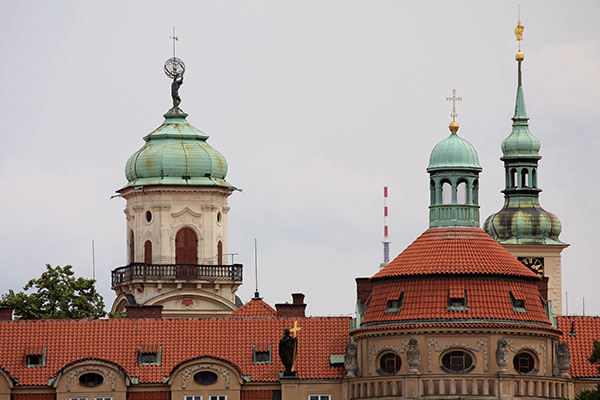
[537,277,549,302]
[355,277,374,305]
[125,305,163,319]
[276,293,306,318]
[0,307,13,321]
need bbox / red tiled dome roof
[361,278,552,327]
[373,227,539,280]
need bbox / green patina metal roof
[484,60,565,246]
[121,107,234,191]
[427,131,482,172]
[501,62,541,160]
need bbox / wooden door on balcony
[176,228,198,264]
[144,240,152,264]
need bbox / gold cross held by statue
[446,89,462,122]
[290,320,302,338]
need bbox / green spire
[484,59,565,245]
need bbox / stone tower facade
[111,107,242,318]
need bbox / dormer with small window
[510,289,527,313]
[138,344,161,366]
[447,284,468,311]
[25,345,46,368]
[252,344,271,364]
[384,290,404,313]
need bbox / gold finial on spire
[446,89,462,134]
[515,5,525,61]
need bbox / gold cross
[170,26,179,58]
[290,320,302,338]
[446,89,462,122]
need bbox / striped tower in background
[380,186,391,269]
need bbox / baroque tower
[110,59,242,318]
[483,23,568,316]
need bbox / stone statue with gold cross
[279,321,301,377]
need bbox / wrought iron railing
[111,263,243,288]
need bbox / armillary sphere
[164,57,186,79]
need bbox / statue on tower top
[164,27,186,109]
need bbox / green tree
[0,264,105,319]
[576,385,600,400]
[590,340,600,373]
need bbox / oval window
[193,371,218,385]
[378,352,401,375]
[441,350,473,373]
[146,211,152,223]
[217,212,222,223]
[513,352,535,374]
[79,372,104,387]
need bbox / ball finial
[515,51,524,61]
[449,121,459,134]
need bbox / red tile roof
[0,317,350,386]
[228,298,277,318]
[558,315,600,378]
[361,278,552,326]
[354,321,561,334]
[373,227,539,280]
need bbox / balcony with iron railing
[111,263,243,288]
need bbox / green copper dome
[121,107,233,190]
[428,131,482,172]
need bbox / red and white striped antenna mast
[381,186,391,268]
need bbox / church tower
[110,57,242,318]
[483,21,568,316]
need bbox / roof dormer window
[138,344,161,366]
[385,290,404,313]
[26,345,46,368]
[253,344,271,364]
[510,290,527,313]
[447,284,468,311]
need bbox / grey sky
[0,1,598,317]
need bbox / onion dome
[121,107,234,190]
[427,130,482,172]
[360,227,553,330]
[483,49,565,246]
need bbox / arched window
[510,169,518,188]
[144,240,152,264]
[473,179,479,204]
[521,169,529,187]
[176,228,198,264]
[456,181,467,204]
[441,350,474,373]
[441,181,452,205]
[430,179,436,205]
[513,352,536,374]
[217,241,223,265]
[532,169,537,188]
[129,230,135,264]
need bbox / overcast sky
[0,1,598,317]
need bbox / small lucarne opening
[79,372,104,387]
[385,291,405,313]
[145,210,152,223]
[193,371,218,385]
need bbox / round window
[217,212,222,223]
[193,371,218,385]
[79,372,104,387]
[441,350,473,373]
[513,352,535,374]
[146,211,152,223]
[378,352,401,375]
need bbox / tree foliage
[0,264,105,319]
[576,385,600,400]
[590,340,600,374]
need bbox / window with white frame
[309,395,331,400]
[95,397,112,400]
[209,396,227,400]
[70,397,87,400]
[184,396,202,400]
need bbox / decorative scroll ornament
[506,339,546,372]
[368,339,409,375]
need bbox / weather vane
[164,26,186,109]
[514,6,525,62]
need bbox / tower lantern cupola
[427,90,482,227]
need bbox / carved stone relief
[368,340,409,375]
[506,339,545,372]
[406,338,420,374]
[427,338,488,372]
[181,364,230,389]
